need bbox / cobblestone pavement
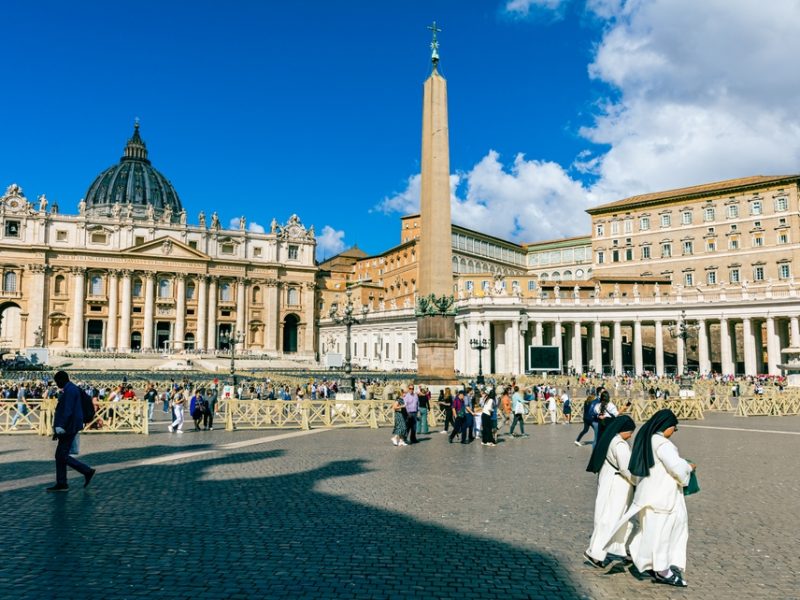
[0,412,798,599]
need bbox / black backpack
[80,387,95,425]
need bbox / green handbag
[683,463,700,496]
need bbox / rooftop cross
[427,21,442,66]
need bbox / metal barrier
[224,400,380,431]
[79,400,149,434]
[631,398,704,421]
[736,396,782,417]
[0,400,50,435]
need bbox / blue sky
[3,1,800,259]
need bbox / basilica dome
[83,122,182,219]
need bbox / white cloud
[374,151,590,243]
[505,0,571,18]
[248,221,265,234]
[316,225,346,260]
[582,0,800,202]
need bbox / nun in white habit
[612,408,696,588]
[583,415,637,568]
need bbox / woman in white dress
[584,415,637,568]
[624,408,696,587]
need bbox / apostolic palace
[3,47,800,380]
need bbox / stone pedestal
[416,314,458,384]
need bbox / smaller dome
[84,122,182,220]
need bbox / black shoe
[84,468,96,488]
[653,571,687,587]
[583,551,606,569]
[46,484,69,492]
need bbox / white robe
[586,435,635,561]
[608,433,692,573]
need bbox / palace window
[253,247,262,258]
[729,237,740,250]
[287,288,299,305]
[132,278,143,297]
[681,211,693,225]
[597,251,605,264]
[639,217,650,231]
[684,272,694,286]
[466,281,474,292]
[775,197,789,211]
[778,232,789,245]
[3,271,17,292]
[90,232,108,244]
[56,230,68,242]
[221,243,234,255]
[220,281,232,302]
[753,266,765,281]
[527,280,536,291]
[706,271,717,285]
[90,275,103,296]
[641,246,651,259]
[188,240,198,250]
[706,240,716,252]
[729,268,740,283]
[612,250,620,263]
[611,221,620,235]
[54,274,66,295]
[158,278,171,298]
[727,205,739,219]
[752,235,764,248]
[625,248,633,261]
[624,219,633,234]
[751,200,762,215]
[779,264,791,279]
[135,236,145,246]
[186,282,196,300]
[596,224,605,237]
[661,243,672,258]
[660,214,671,228]
[682,240,693,255]
[4,220,20,238]
[288,245,299,260]
[704,207,715,222]
[252,286,262,303]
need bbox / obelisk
[416,22,457,383]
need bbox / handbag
[683,469,700,496]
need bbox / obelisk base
[415,314,458,384]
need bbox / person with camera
[47,371,95,492]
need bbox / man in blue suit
[47,371,95,492]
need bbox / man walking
[403,385,419,443]
[47,371,95,492]
[449,390,468,444]
[144,382,157,422]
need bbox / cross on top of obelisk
[427,21,442,66]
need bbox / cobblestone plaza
[1,413,798,599]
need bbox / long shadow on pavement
[0,447,588,599]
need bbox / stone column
[236,278,246,349]
[304,281,316,354]
[572,321,583,374]
[790,316,800,348]
[533,320,543,346]
[654,320,664,376]
[633,319,643,375]
[143,272,155,350]
[69,267,86,350]
[510,319,521,374]
[593,321,602,374]
[720,317,733,376]
[119,270,132,352]
[265,278,279,352]
[25,265,47,347]
[754,320,765,374]
[552,321,563,372]
[742,317,757,376]
[766,316,780,375]
[612,320,623,375]
[175,274,186,351]
[195,276,207,351]
[207,276,218,351]
[106,269,119,350]
[697,318,710,374]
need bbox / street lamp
[668,309,699,380]
[220,329,245,388]
[470,330,489,385]
[329,289,368,394]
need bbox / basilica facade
[0,124,317,357]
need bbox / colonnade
[60,267,314,354]
[455,311,800,377]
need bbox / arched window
[132,278,143,297]
[563,270,573,281]
[552,271,561,281]
[3,271,16,293]
[251,286,262,304]
[90,274,103,296]
[54,274,65,295]
[158,278,171,298]
[186,281,196,300]
[220,281,232,302]
[540,273,548,281]
[287,288,299,305]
